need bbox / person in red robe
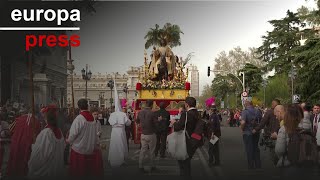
[6,109,41,177]
[67,99,103,177]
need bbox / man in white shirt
[67,99,103,177]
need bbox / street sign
[242,91,248,97]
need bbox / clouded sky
[71,0,316,93]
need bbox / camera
[260,135,275,150]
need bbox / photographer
[253,99,281,165]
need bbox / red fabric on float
[6,114,40,177]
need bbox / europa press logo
[0,6,81,51]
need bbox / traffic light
[207,66,210,77]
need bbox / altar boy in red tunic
[67,99,103,177]
[6,108,41,177]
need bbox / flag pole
[28,51,36,143]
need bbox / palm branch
[182,52,194,67]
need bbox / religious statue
[148,40,176,81]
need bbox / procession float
[132,23,191,144]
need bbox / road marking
[199,146,225,177]
[197,148,214,177]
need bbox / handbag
[166,113,189,160]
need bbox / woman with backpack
[275,104,318,178]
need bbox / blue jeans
[243,133,261,169]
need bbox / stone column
[33,73,49,106]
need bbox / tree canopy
[144,23,184,49]
[257,10,304,74]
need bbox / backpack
[287,129,318,166]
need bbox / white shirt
[68,114,98,154]
[28,128,65,178]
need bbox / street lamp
[123,83,128,100]
[288,66,297,102]
[67,53,75,119]
[99,92,105,107]
[207,67,245,109]
[107,79,114,109]
[81,64,92,99]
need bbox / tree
[213,47,266,76]
[199,84,214,107]
[298,0,320,26]
[291,36,320,104]
[238,63,263,94]
[290,0,320,104]
[144,23,184,49]
[211,74,237,99]
[257,10,305,74]
[255,74,291,107]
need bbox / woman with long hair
[275,104,318,177]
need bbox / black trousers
[243,133,261,169]
[178,157,192,177]
[208,140,220,164]
[177,143,197,177]
[155,131,168,156]
[64,144,70,164]
[98,119,104,125]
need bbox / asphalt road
[99,116,283,179]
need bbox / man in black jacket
[170,97,202,177]
[154,102,170,158]
[253,99,280,136]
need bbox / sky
[71,0,317,94]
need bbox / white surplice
[68,114,99,154]
[28,128,66,178]
[108,111,131,167]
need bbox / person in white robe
[108,79,132,167]
[28,105,66,178]
[67,99,103,177]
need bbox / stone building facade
[67,66,143,108]
[188,64,199,98]
[0,46,68,108]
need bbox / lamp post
[207,67,245,109]
[81,64,92,100]
[107,79,114,109]
[67,48,75,119]
[288,66,297,102]
[123,83,128,100]
[99,92,105,107]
